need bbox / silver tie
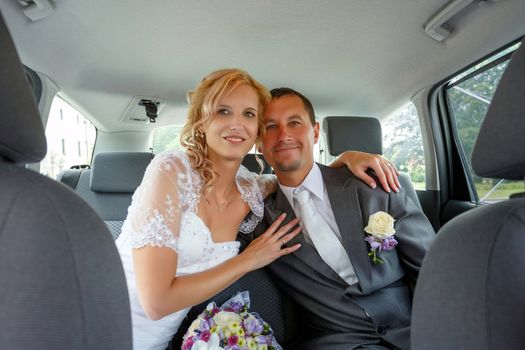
[294,189,358,285]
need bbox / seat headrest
[90,152,153,193]
[471,40,525,180]
[0,12,47,164]
[322,116,382,156]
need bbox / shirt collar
[279,163,325,209]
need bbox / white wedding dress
[115,149,274,350]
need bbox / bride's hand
[330,151,400,193]
[241,214,301,271]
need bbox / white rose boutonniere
[364,211,398,264]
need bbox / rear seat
[64,152,153,238]
[323,116,423,210]
[59,151,298,347]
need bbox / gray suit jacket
[239,164,435,349]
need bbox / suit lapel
[319,164,373,293]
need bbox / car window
[40,96,96,179]
[446,42,524,202]
[151,125,183,154]
[382,102,426,190]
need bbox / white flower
[212,311,242,328]
[191,333,224,350]
[364,211,395,239]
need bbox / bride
[115,68,399,350]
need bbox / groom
[239,88,435,349]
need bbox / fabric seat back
[0,12,131,349]
[411,39,525,350]
[72,152,152,238]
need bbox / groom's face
[260,94,319,173]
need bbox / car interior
[1,0,524,349]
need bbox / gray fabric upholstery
[0,12,131,349]
[76,170,137,222]
[323,116,382,156]
[71,152,151,239]
[411,38,525,350]
[0,167,133,349]
[471,42,525,179]
[0,13,46,164]
[57,168,87,189]
[90,152,152,193]
[411,199,525,349]
[106,220,125,239]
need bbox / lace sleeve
[127,150,189,252]
[236,167,275,234]
[255,174,278,198]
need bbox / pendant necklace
[207,181,236,212]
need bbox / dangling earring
[195,129,205,139]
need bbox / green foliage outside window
[447,44,525,202]
[382,103,426,190]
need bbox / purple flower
[381,236,398,251]
[243,317,263,335]
[228,301,243,313]
[226,346,241,350]
[199,319,210,332]
[255,335,270,344]
[365,236,381,251]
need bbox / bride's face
[203,84,259,162]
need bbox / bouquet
[182,291,282,350]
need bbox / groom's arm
[387,187,436,290]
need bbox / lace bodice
[115,148,276,350]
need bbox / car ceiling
[2,0,525,132]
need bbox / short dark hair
[270,87,316,125]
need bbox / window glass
[40,96,96,179]
[446,42,524,202]
[151,125,183,154]
[382,102,426,190]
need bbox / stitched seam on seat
[0,192,19,241]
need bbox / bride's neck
[207,153,241,192]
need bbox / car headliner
[2,0,524,132]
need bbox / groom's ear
[313,122,320,144]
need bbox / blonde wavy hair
[180,68,271,195]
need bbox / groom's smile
[261,94,319,182]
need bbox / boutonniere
[364,211,398,265]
